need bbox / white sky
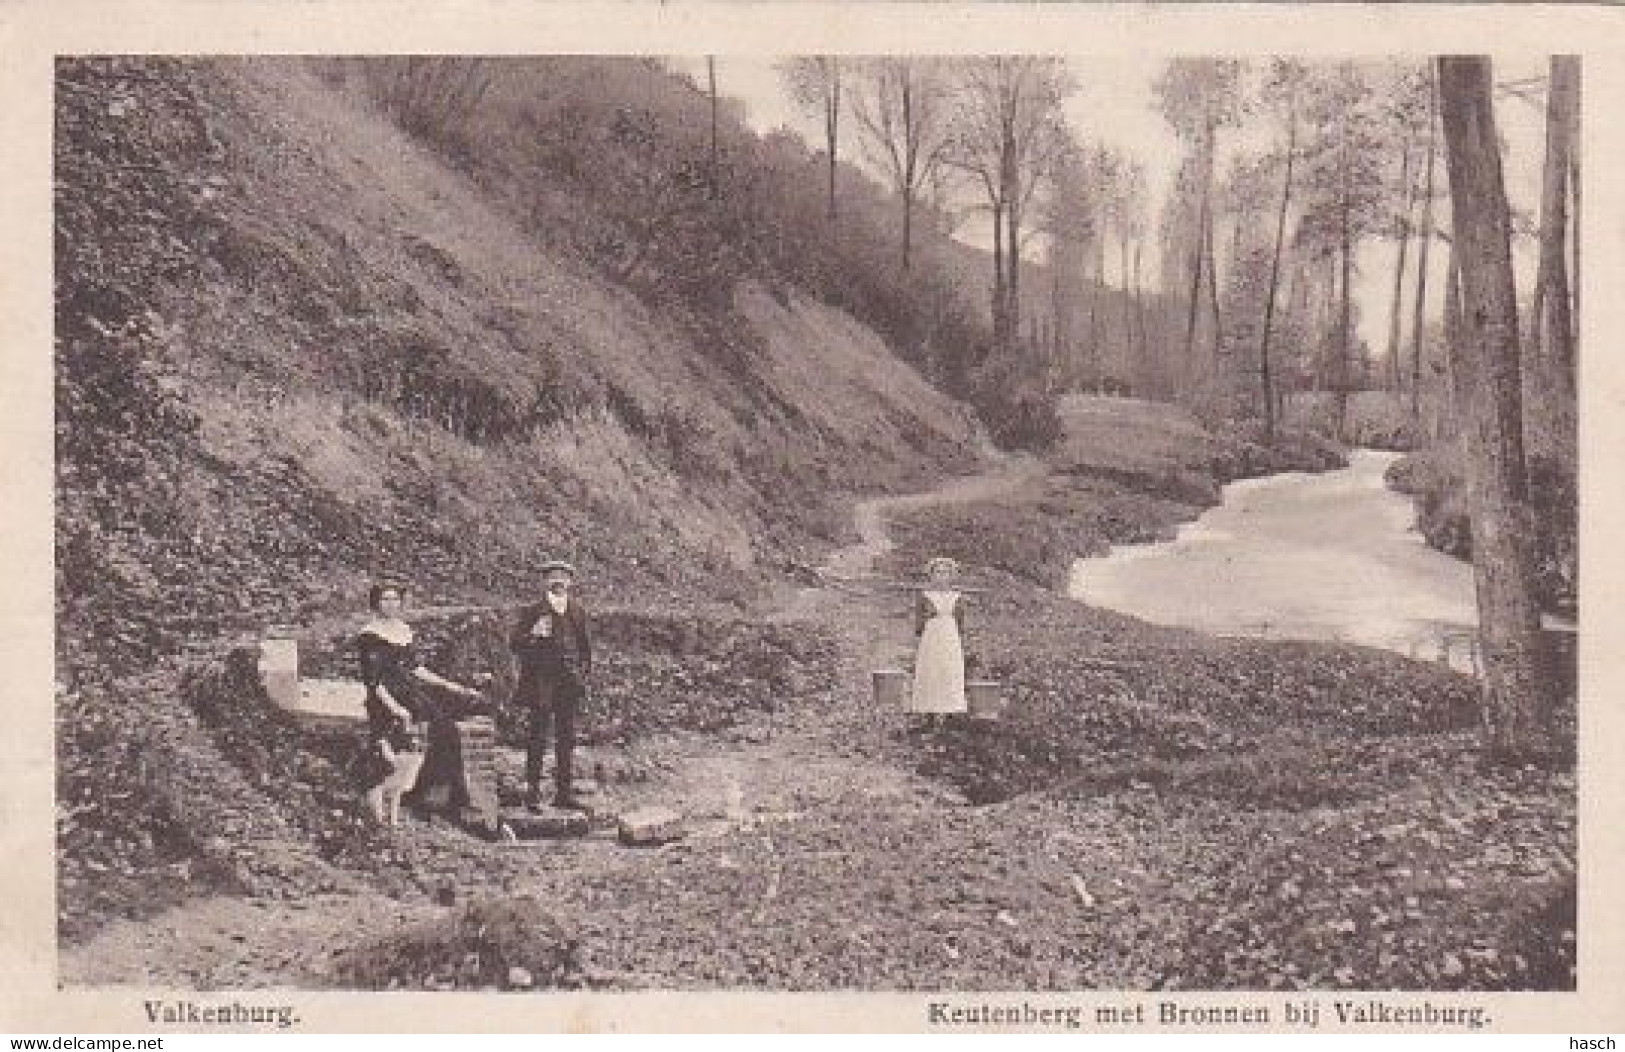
[675,55,1553,352]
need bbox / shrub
[1386,449,1575,617]
[332,896,584,990]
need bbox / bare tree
[1113,158,1150,383]
[850,57,956,270]
[1257,59,1309,438]
[1437,55,1553,762]
[1383,65,1431,390]
[707,57,720,196]
[1530,56,1578,390]
[1410,63,1440,424]
[779,57,844,221]
[1042,136,1093,386]
[1154,59,1247,368]
[1039,140,1138,388]
[1568,68,1581,358]
[946,57,1075,351]
[1296,61,1389,436]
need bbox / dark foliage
[1386,449,1577,618]
[921,634,1482,806]
[336,57,1036,443]
[333,896,585,991]
[298,606,842,751]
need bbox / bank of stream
[59,399,1575,994]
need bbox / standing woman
[910,556,969,722]
[355,581,483,817]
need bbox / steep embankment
[57,57,978,653]
[54,57,978,938]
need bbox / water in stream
[1068,449,1488,671]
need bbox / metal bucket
[872,668,910,710]
[258,628,301,710]
[967,680,1004,720]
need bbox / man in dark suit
[509,560,593,810]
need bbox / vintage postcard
[3,0,1622,1036]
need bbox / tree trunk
[1437,55,1553,763]
[1184,197,1205,369]
[1411,67,1438,425]
[902,184,914,272]
[1337,164,1354,439]
[900,74,914,270]
[1205,209,1222,357]
[1444,249,1462,431]
[706,57,720,197]
[1120,236,1135,380]
[1540,56,1578,382]
[1098,230,1110,381]
[1528,255,1547,362]
[1051,254,1064,363]
[1201,121,1219,364]
[991,202,1007,350]
[1386,142,1415,390]
[826,62,840,222]
[1133,240,1149,393]
[1087,290,1100,383]
[1260,101,1298,440]
[1320,254,1338,393]
[1570,120,1581,359]
[1007,193,1022,347]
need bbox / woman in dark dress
[355,581,483,820]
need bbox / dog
[363,726,425,827]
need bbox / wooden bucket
[967,680,1004,720]
[872,668,911,710]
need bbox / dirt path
[825,454,1043,580]
[774,452,1044,622]
[61,453,1040,989]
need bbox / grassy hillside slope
[56,56,979,668]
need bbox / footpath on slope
[59,451,1044,989]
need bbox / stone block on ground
[456,717,500,828]
[259,632,300,710]
[501,808,590,840]
[293,678,366,721]
[617,806,685,846]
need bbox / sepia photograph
[5,0,1621,1036]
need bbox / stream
[1068,449,1491,672]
